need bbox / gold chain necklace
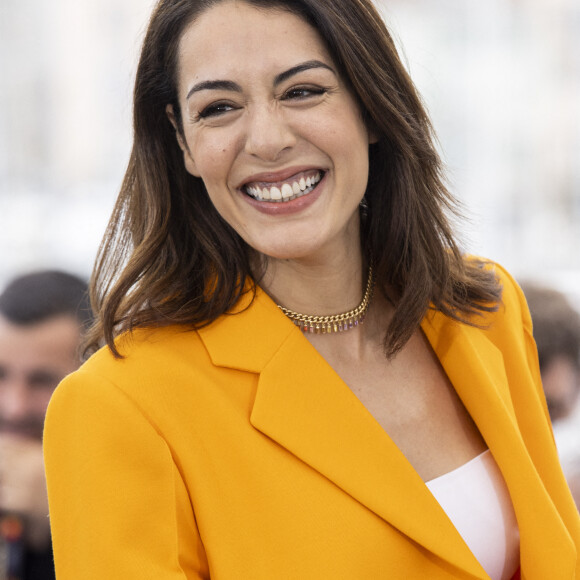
[277,265,374,334]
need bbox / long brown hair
[86,0,501,358]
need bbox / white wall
[0,0,154,284]
[382,0,580,302]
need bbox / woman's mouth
[242,170,324,203]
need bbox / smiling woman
[167,4,372,261]
[42,0,580,579]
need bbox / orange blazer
[44,264,580,579]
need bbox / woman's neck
[257,242,391,363]
[258,244,367,319]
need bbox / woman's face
[172,0,373,261]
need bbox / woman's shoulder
[457,258,534,362]
[47,324,223,440]
[62,325,210,399]
[465,256,529,326]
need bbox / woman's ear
[166,104,201,177]
[367,125,380,145]
[363,112,380,145]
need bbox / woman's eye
[198,102,236,119]
[282,86,327,101]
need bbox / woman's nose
[243,105,296,161]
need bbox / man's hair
[522,283,580,370]
[0,270,91,329]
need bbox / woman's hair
[86,0,501,358]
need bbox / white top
[425,450,520,580]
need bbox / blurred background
[1,0,579,301]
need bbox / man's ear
[166,104,200,177]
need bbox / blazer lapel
[200,288,486,578]
[422,309,577,579]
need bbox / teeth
[245,171,322,203]
[281,183,293,199]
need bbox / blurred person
[0,270,90,580]
[521,283,580,422]
[522,282,580,509]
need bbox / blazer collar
[198,286,295,372]
[199,289,574,578]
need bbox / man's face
[542,355,580,423]
[0,314,81,440]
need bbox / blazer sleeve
[43,369,210,579]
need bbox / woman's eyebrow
[187,80,241,101]
[186,60,336,101]
[273,59,336,85]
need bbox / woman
[43,0,580,578]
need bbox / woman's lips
[240,171,327,216]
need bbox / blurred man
[522,282,580,509]
[0,270,90,580]
[523,284,580,422]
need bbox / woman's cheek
[195,137,235,180]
